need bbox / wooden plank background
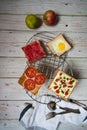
[0,0,87,129]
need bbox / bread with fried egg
[46,34,71,57]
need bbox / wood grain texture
[0,15,87,33]
[0,120,25,130]
[0,57,87,78]
[0,120,86,130]
[0,31,87,57]
[0,58,26,77]
[0,0,87,15]
[0,101,25,120]
[0,100,87,120]
[0,78,30,100]
[0,78,87,100]
[0,0,87,129]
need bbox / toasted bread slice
[48,70,78,100]
[47,34,71,57]
[22,40,46,63]
[18,65,47,95]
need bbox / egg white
[51,39,67,55]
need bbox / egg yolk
[58,42,66,51]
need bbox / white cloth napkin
[19,96,87,130]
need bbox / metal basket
[25,31,73,104]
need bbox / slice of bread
[48,70,78,100]
[18,65,47,95]
[22,40,46,63]
[46,34,71,57]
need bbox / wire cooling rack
[25,31,73,104]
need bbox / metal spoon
[47,101,81,112]
[47,101,63,111]
[47,101,57,111]
[47,99,87,111]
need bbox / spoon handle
[69,99,87,110]
[59,106,80,113]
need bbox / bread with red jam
[22,40,46,63]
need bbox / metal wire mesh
[25,31,73,104]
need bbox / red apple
[43,10,57,26]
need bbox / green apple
[25,14,41,29]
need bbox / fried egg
[48,34,71,56]
[52,40,67,55]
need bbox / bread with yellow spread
[46,34,71,57]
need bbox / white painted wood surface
[0,0,87,129]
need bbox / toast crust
[48,70,78,100]
[18,65,47,95]
[22,40,46,63]
[46,34,71,56]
